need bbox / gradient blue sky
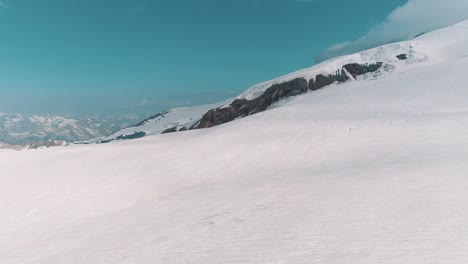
[0,0,410,115]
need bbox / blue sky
[0,0,462,115]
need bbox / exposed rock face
[161,62,383,133]
[132,110,171,127]
[161,126,188,134]
[309,70,348,91]
[343,63,383,78]
[98,131,146,144]
[189,78,307,129]
[397,54,408,60]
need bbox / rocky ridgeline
[162,62,384,133]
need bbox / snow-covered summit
[238,20,468,101]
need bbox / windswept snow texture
[96,100,231,143]
[1,21,468,263]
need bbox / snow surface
[1,21,468,263]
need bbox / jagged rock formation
[133,110,171,127]
[189,78,307,129]
[343,63,383,78]
[180,62,383,130]
[161,126,188,134]
[98,132,146,144]
[397,54,408,60]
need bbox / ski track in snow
[1,20,468,263]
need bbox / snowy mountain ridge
[239,20,468,101]
[103,20,468,139]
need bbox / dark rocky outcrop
[186,62,383,130]
[343,63,383,78]
[413,32,426,39]
[161,127,179,134]
[99,131,146,144]
[133,110,171,127]
[396,54,408,60]
[161,126,188,134]
[309,69,349,91]
[192,78,308,129]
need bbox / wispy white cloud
[317,0,468,61]
[130,5,148,14]
[139,98,150,106]
[0,1,9,9]
[295,0,321,2]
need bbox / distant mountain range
[0,113,145,146]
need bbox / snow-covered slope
[1,21,468,263]
[94,100,231,143]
